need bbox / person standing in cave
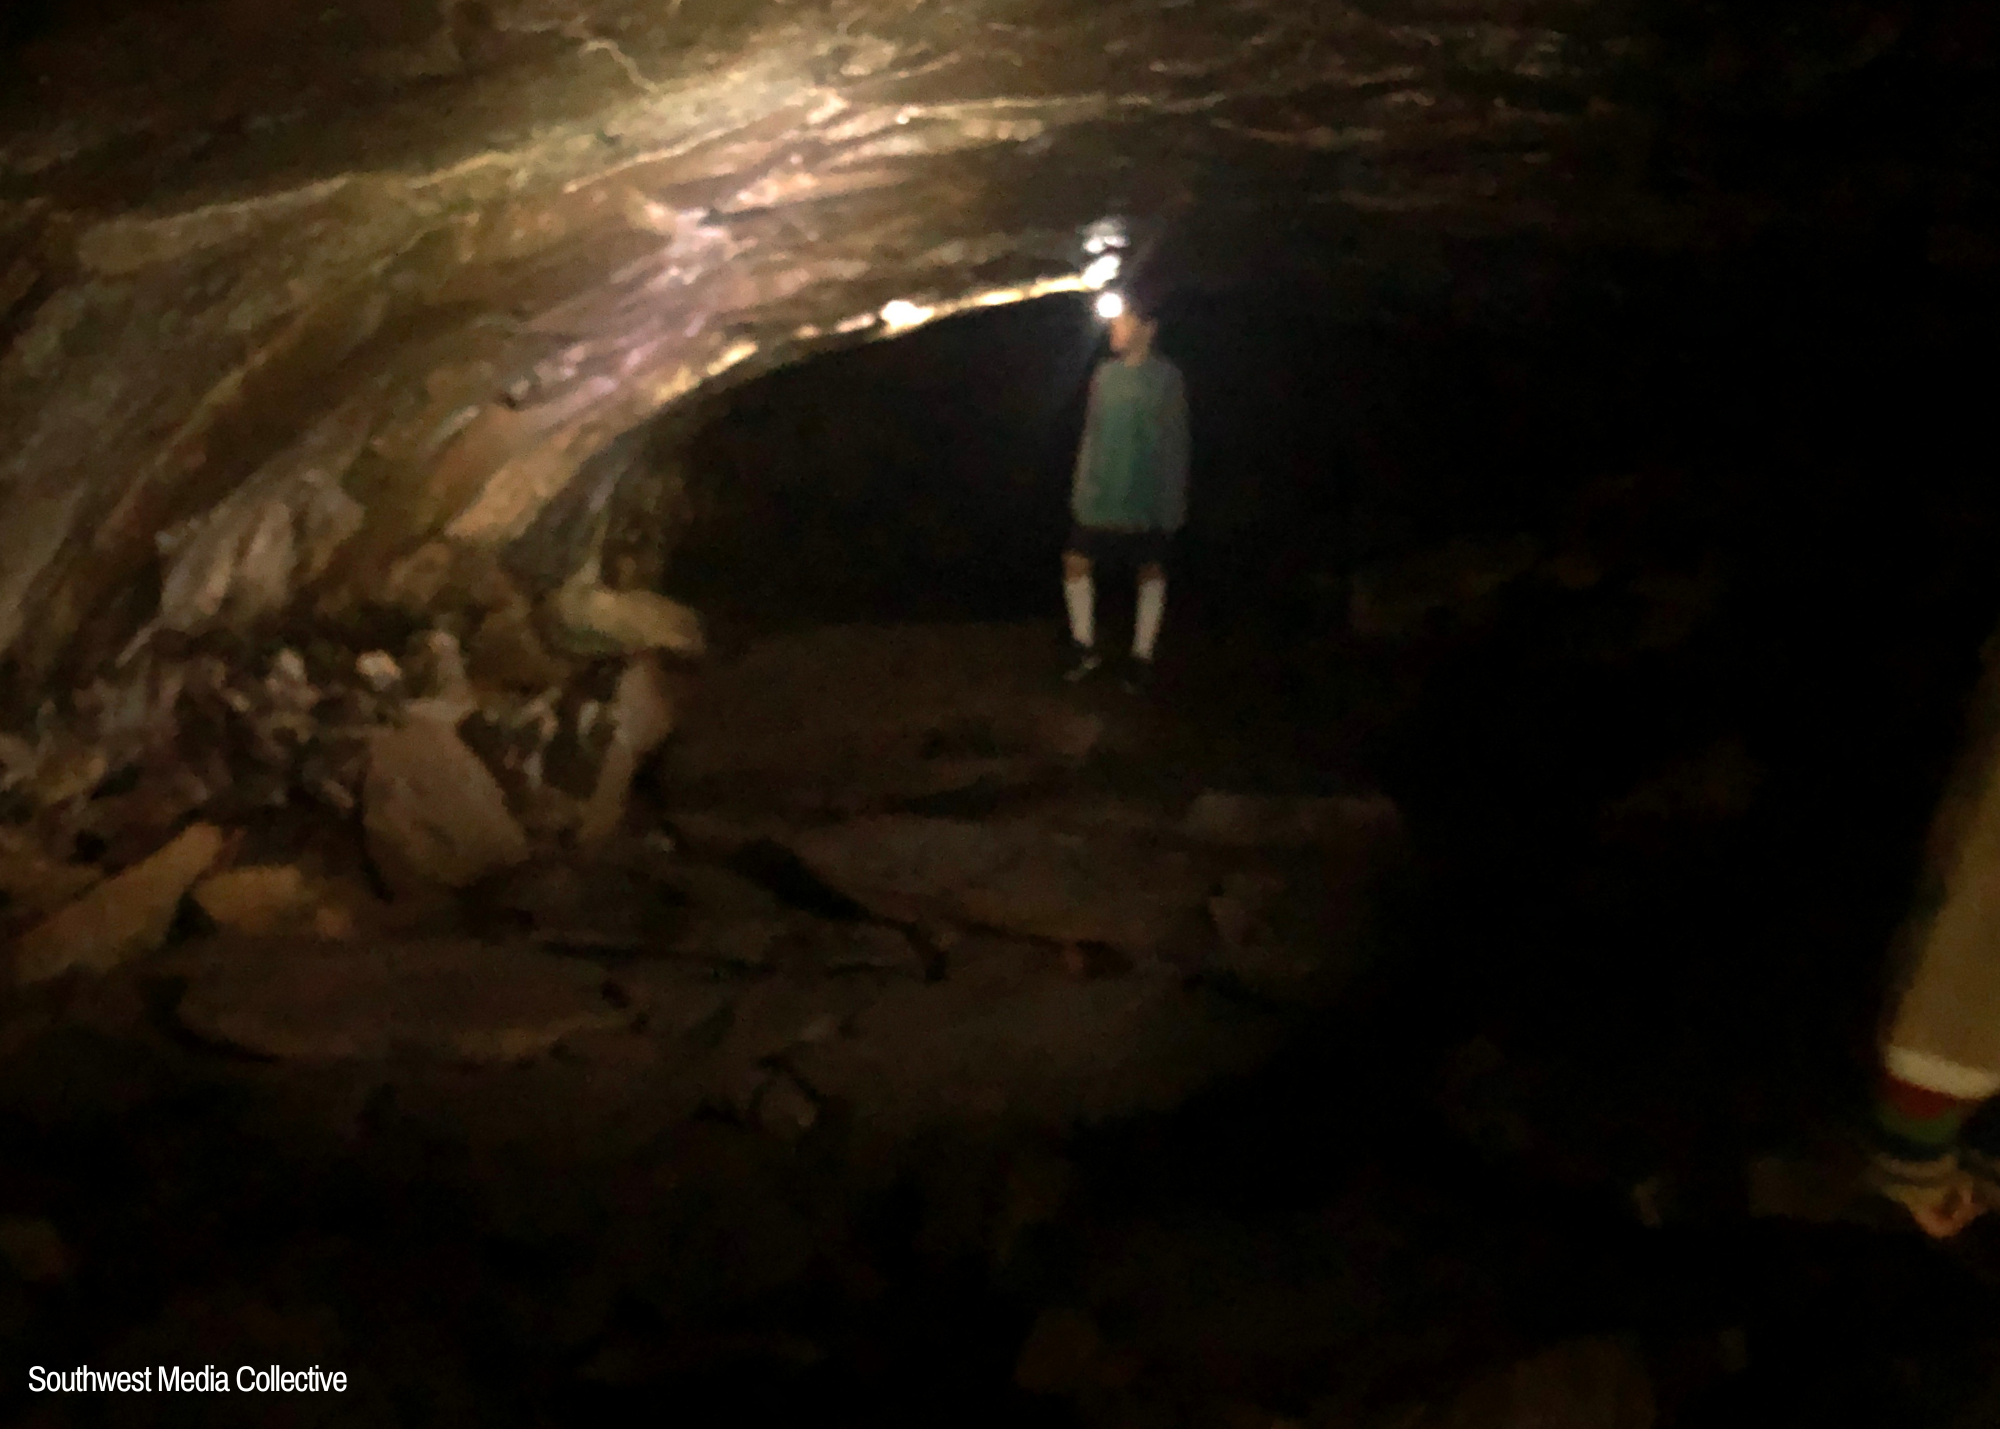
[1062,295,1190,691]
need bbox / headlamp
[1095,291,1126,321]
[1082,253,1122,289]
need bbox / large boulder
[174,938,633,1061]
[363,713,530,896]
[790,816,1207,951]
[11,823,226,984]
[577,655,676,848]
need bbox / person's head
[1107,301,1157,359]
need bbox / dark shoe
[1120,658,1156,694]
[1063,648,1103,684]
[1965,1145,2000,1210]
[1867,1147,1985,1237]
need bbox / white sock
[1134,573,1166,661]
[1064,573,1095,648]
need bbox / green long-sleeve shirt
[1070,354,1190,532]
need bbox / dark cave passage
[6,245,2000,1429]
[4,2,2000,1426]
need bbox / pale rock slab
[192,864,320,937]
[12,823,226,984]
[547,581,706,659]
[363,713,530,895]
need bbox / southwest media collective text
[30,1365,348,1393]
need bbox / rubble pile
[1,620,1401,1159]
[0,606,694,979]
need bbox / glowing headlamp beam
[879,299,935,332]
[1095,291,1126,321]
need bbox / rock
[1207,870,1289,952]
[191,864,317,936]
[516,782,589,840]
[541,704,617,804]
[376,539,522,621]
[1181,791,1401,847]
[457,691,561,818]
[0,730,35,792]
[70,760,219,869]
[468,600,575,691]
[1198,863,1355,995]
[1424,1336,1656,1429]
[73,655,187,757]
[11,823,226,984]
[295,873,404,941]
[752,1070,820,1138]
[1349,534,1542,638]
[225,648,323,773]
[0,1217,72,1283]
[470,857,680,950]
[363,714,530,895]
[704,974,881,1090]
[297,739,368,814]
[23,737,108,809]
[547,580,706,659]
[604,961,733,1037]
[823,923,927,975]
[657,811,795,860]
[1038,708,1105,762]
[404,628,471,700]
[355,650,402,691]
[0,829,102,923]
[154,456,365,637]
[790,816,1207,950]
[788,934,1287,1134]
[266,647,315,703]
[673,917,789,968]
[660,861,786,919]
[577,655,676,848]
[173,938,633,1061]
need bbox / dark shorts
[1066,524,1174,569]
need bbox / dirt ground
[4,618,2000,1429]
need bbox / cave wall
[0,0,1667,690]
[0,0,1992,699]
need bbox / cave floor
[4,620,2000,1428]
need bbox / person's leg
[1132,559,1167,664]
[1870,646,2000,1233]
[1063,545,1101,680]
[1869,1071,1986,1236]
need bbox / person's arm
[1072,366,1104,498]
[1156,366,1190,531]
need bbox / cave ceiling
[0,0,1980,679]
